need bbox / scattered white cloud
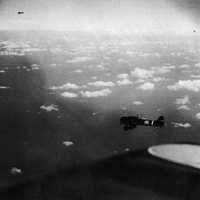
[80,89,112,98]
[10,167,22,175]
[67,56,93,63]
[137,82,155,90]
[155,67,171,74]
[117,73,129,79]
[106,73,111,77]
[121,106,127,111]
[88,81,115,87]
[50,83,81,90]
[31,64,40,70]
[177,105,191,111]
[167,80,200,92]
[24,47,46,52]
[0,70,6,73]
[50,63,57,67]
[174,95,190,105]
[117,78,133,86]
[131,68,154,79]
[96,64,107,71]
[124,148,131,152]
[139,53,151,57]
[172,122,192,128]
[31,64,40,67]
[179,64,190,69]
[133,101,144,105]
[0,41,47,55]
[63,141,74,147]
[135,79,145,84]
[195,113,200,120]
[126,50,135,56]
[163,65,176,70]
[61,92,78,98]
[151,65,175,74]
[0,51,24,56]
[40,104,59,112]
[0,86,10,89]
[73,69,83,73]
[152,77,166,82]
[190,75,200,79]
[170,52,184,57]
[118,58,128,63]
[195,63,200,68]
[92,112,97,116]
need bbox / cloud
[131,68,154,79]
[155,67,171,74]
[61,92,78,98]
[179,64,190,69]
[167,80,200,92]
[40,104,59,112]
[91,76,97,80]
[139,53,151,57]
[0,86,10,89]
[0,70,6,73]
[151,65,175,74]
[50,63,57,67]
[31,64,40,70]
[177,105,191,111]
[117,73,129,79]
[163,65,176,70]
[195,63,200,67]
[31,64,40,67]
[191,75,200,79]
[133,101,144,105]
[174,95,190,105]
[117,58,128,63]
[88,81,115,87]
[106,73,111,77]
[195,113,200,120]
[152,77,167,82]
[96,64,107,71]
[137,82,155,90]
[10,167,22,175]
[126,50,135,56]
[80,89,112,98]
[117,78,133,86]
[73,69,83,73]
[172,122,192,128]
[50,83,81,90]
[0,41,47,55]
[63,141,74,147]
[67,56,93,63]
[135,79,146,84]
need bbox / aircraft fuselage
[120,116,165,131]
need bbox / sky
[0,0,199,34]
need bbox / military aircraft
[120,115,165,131]
[17,11,24,15]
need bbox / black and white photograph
[1,0,200,199]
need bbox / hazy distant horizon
[0,0,199,34]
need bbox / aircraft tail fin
[157,116,164,122]
[154,116,165,127]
